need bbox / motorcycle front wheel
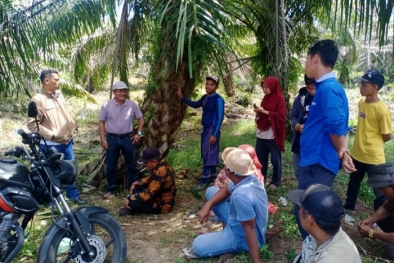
[47,213,127,263]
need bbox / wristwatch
[137,131,142,136]
[369,229,374,238]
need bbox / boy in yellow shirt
[344,70,393,217]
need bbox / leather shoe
[73,197,86,205]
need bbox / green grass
[166,118,394,263]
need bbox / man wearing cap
[99,80,144,199]
[290,74,316,179]
[177,76,225,190]
[344,70,392,219]
[27,69,85,205]
[288,184,361,263]
[118,146,176,215]
[187,147,268,263]
[357,163,394,260]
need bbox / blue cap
[360,69,385,90]
[288,184,344,221]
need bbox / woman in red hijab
[254,76,286,189]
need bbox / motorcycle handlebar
[3,146,32,159]
[4,149,15,156]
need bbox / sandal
[182,246,201,259]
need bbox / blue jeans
[40,140,80,201]
[192,187,248,257]
[105,134,139,192]
[294,164,336,239]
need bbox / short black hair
[308,40,339,69]
[314,216,341,235]
[303,208,341,235]
[40,69,58,83]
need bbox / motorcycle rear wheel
[47,213,127,263]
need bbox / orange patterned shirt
[134,159,176,213]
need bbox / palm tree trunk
[140,5,200,155]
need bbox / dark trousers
[294,164,336,239]
[105,134,139,192]
[344,158,387,211]
[255,138,282,186]
[127,186,161,214]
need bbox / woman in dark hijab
[254,76,286,188]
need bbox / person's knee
[192,236,204,256]
[385,242,394,260]
[206,186,220,200]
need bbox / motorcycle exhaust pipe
[3,224,25,263]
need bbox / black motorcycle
[0,101,127,263]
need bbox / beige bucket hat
[222,147,255,176]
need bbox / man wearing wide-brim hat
[357,163,394,260]
[186,147,268,263]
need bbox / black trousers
[344,158,387,211]
[255,138,282,186]
[127,186,161,214]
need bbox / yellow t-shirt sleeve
[379,106,392,135]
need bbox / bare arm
[372,230,394,243]
[359,205,391,226]
[357,205,394,242]
[132,117,145,143]
[197,186,231,224]
[330,133,356,173]
[329,133,348,158]
[382,133,393,143]
[137,117,144,132]
[241,219,263,263]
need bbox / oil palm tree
[2,0,393,153]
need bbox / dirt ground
[1,88,394,263]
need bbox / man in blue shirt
[177,76,225,189]
[183,147,267,263]
[294,39,356,239]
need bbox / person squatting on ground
[177,76,225,190]
[99,81,144,199]
[27,69,85,205]
[294,39,356,239]
[118,146,176,216]
[344,70,393,219]
[254,76,286,189]
[190,147,268,263]
[290,75,315,180]
[357,163,394,260]
[288,184,362,263]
